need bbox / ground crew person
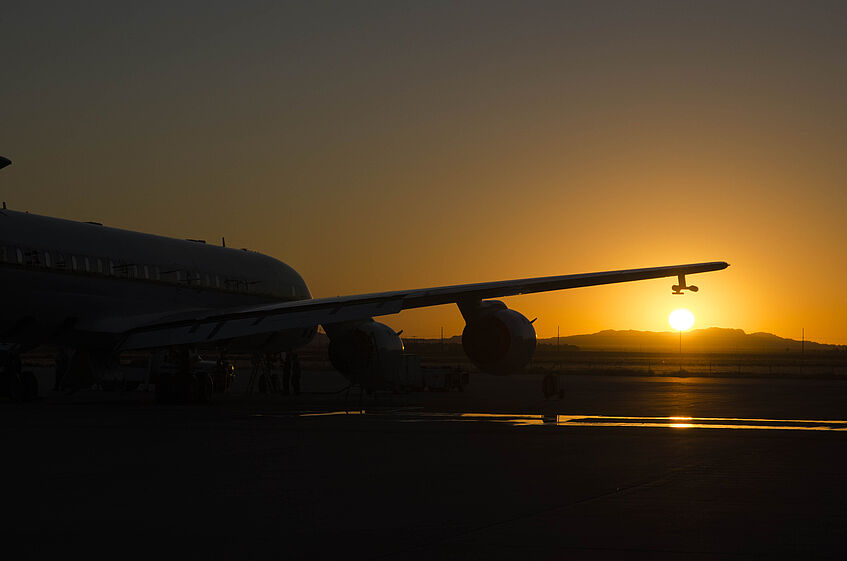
[291,352,301,395]
[282,352,292,395]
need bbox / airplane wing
[116,261,728,350]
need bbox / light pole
[669,309,694,373]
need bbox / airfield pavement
[4,367,847,559]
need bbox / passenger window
[143,265,149,279]
[153,266,160,280]
[214,275,221,288]
[24,250,39,266]
[96,259,103,274]
[44,252,52,267]
[83,257,90,272]
[17,248,24,265]
[71,256,78,271]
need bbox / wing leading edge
[117,261,728,350]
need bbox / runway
[4,370,847,559]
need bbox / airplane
[0,157,728,401]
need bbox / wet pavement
[4,369,847,559]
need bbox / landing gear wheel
[20,371,38,401]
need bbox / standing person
[265,353,280,393]
[282,352,292,395]
[291,351,301,395]
[247,352,262,394]
[269,353,282,393]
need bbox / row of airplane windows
[0,245,260,293]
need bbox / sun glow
[668,308,695,331]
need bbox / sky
[2,1,846,343]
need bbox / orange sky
[2,2,846,344]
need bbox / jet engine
[461,301,536,375]
[327,320,404,391]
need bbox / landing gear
[671,274,699,295]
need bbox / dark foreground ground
[4,369,847,560]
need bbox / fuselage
[0,210,312,351]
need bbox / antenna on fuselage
[222,237,226,248]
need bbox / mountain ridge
[309,327,843,353]
[539,327,841,353]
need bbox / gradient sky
[3,1,846,343]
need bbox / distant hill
[539,328,841,353]
[306,327,841,354]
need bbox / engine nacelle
[327,320,404,391]
[461,301,536,375]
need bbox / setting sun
[669,309,695,331]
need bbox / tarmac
[4,368,847,559]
